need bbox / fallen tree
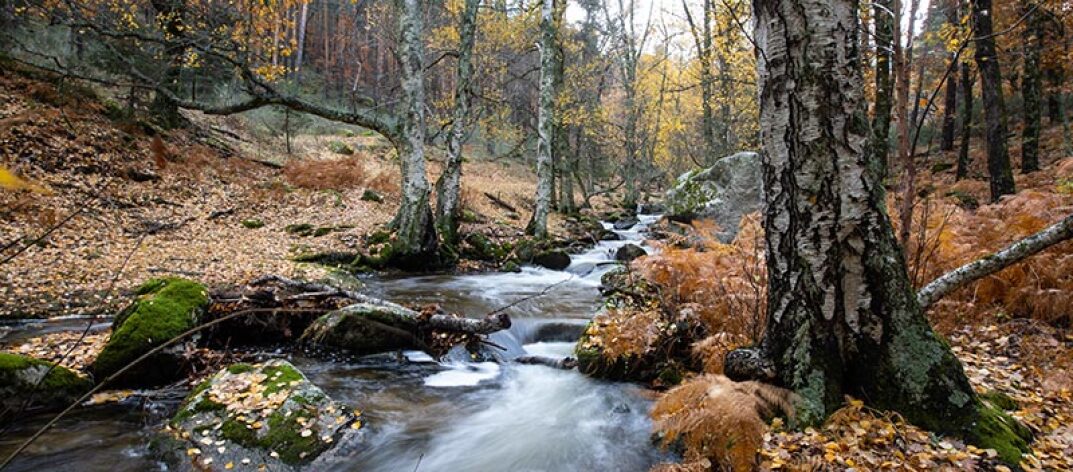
[204,274,511,358]
[917,212,1073,308]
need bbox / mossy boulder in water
[301,303,420,355]
[0,353,92,414]
[167,360,361,471]
[92,277,208,387]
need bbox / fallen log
[203,274,511,358]
[484,192,518,213]
[515,355,577,370]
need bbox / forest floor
[0,65,581,319]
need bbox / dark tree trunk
[149,0,187,129]
[957,63,975,180]
[1021,1,1044,173]
[972,0,1016,201]
[939,0,960,152]
[870,0,894,180]
[735,0,978,438]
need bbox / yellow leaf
[0,166,49,194]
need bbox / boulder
[301,303,420,355]
[0,353,92,413]
[665,151,761,242]
[612,217,639,230]
[166,360,360,470]
[92,278,208,387]
[614,244,647,263]
[531,250,571,271]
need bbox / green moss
[327,140,354,155]
[262,408,326,464]
[262,364,303,394]
[361,189,383,203]
[313,227,333,237]
[227,363,255,374]
[0,353,90,391]
[366,230,391,245]
[969,403,1033,468]
[241,218,265,229]
[220,417,259,444]
[981,390,1020,411]
[285,223,315,236]
[93,278,208,379]
[461,209,480,223]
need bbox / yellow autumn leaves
[0,165,50,194]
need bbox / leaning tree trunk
[972,0,1016,201]
[391,0,438,266]
[732,0,979,437]
[871,0,894,181]
[1021,1,1044,173]
[957,62,974,180]
[526,0,556,239]
[435,0,480,246]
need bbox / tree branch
[917,213,1073,308]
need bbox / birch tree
[527,0,557,239]
[725,0,1027,458]
[435,0,480,246]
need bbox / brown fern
[652,374,795,472]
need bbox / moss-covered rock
[92,278,208,387]
[0,353,92,413]
[168,360,361,470]
[285,223,315,236]
[327,140,354,155]
[301,303,420,355]
[360,189,383,203]
[460,232,508,262]
[241,218,265,229]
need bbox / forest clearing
[1,0,1073,471]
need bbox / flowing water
[0,215,667,472]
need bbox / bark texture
[435,0,480,245]
[739,0,978,436]
[527,0,556,239]
[392,0,438,265]
[972,0,1016,201]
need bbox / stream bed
[0,215,667,471]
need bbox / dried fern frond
[652,374,795,472]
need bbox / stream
[0,215,667,471]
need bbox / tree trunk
[734,0,979,439]
[526,0,556,239]
[1021,1,1044,173]
[871,0,894,180]
[149,0,187,129]
[295,1,309,73]
[972,0,1016,201]
[391,0,438,266]
[957,62,975,180]
[939,1,960,152]
[435,0,480,246]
